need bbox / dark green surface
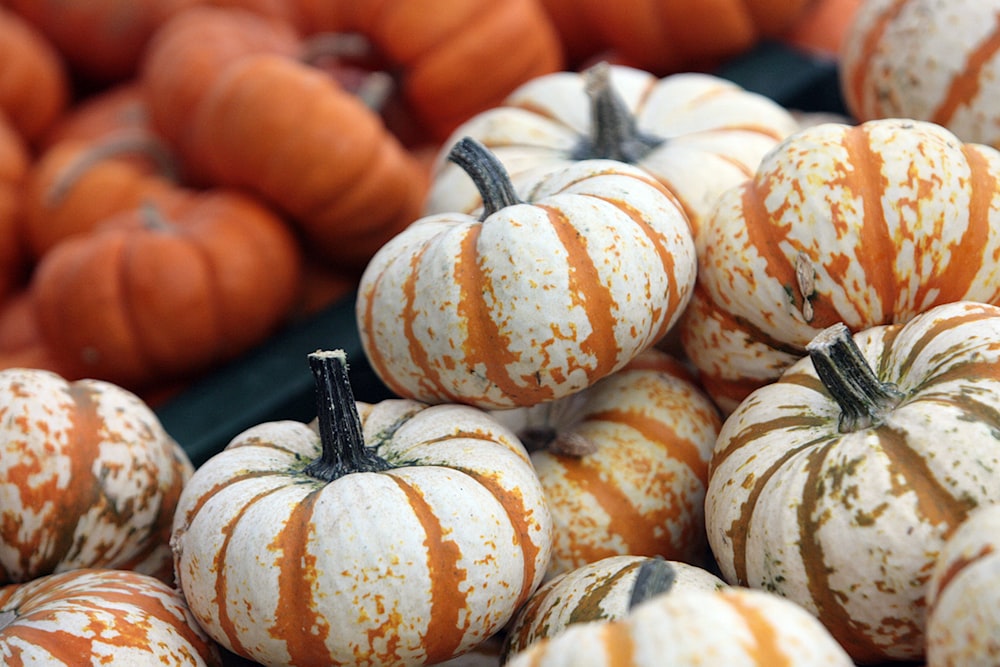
[155,42,848,469]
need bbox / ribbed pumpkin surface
[841,0,1000,149]
[681,118,1000,413]
[0,568,220,665]
[0,368,193,585]
[358,158,696,410]
[706,300,1000,662]
[171,400,553,666]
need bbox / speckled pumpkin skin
[705,301,1000,663]
[0,568,221,665]
[504,586,854,667]
[841,0,1000,150]
[681,118,1000,413]
[926,503,1000,665]
[0,367,193,585]
[502,555,724,662]
[358,159,697,410]
[171,400,554,667]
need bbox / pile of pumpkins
[4,0,1000,666]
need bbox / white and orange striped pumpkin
[680,118,1000,413]
[491,348,721,577]
[705,300,1000,663]
[171,350,553,667]
[0,567,221,665]
[357,138,696,410]
[840,0,1000,150]
[504,585,854,667]
[502,555,725,662]
[425,62,799,243]
[926,503,1000,665]
[0,367,193,585]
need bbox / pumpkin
[0,568,221,665]
[781,0,863,58]
[19,132,181,259]
[926,503,1000,665]
[0,114,29,304]
[504,585,854,666]
[30,189,302,391]
[0,290,72,378]
[140,5,303,173]
[180,52,428,271]
[0,7,69,145]
[679,118,1000,414]
[358,137,696,410]
[502,555,725,662]
[170,349,553,666]
[41,82,153,148]
[840,0,1000,149]
[491,348,721,577]
[537,0,812,75]
[705,300,1000,663]
[4,0,200,83]
[0,366,194,585]
[425,62,799,244]
[282,0,565,142]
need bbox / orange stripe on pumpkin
[389,475,469,664]
[931,15,1000,128]
[846,0,910,118]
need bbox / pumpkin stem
[304,349,390,481]
[573,61,664,163]
[447,137,523,220]
[0,609,15,631]
[47,130,180,206]
[300,32,395,111]
[138,201,176,233]
[628,556,676,610]
[806,323,904,433]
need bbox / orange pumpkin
[0,366,195,585]
[19,132,181,259]
[31,189,302,391]
[4,0,200,83]
[537,0,812,75]
[41,82,153,148]
[781,0,863,57]
[182,53,428,271]
[0,568,222,665]
[0,6,69,145]
[0,114,29,304]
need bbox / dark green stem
[572,61,664,163]
[628,556,676,610]
[303,350,390,481]
[447,137,523,221]
[806,323,904,433]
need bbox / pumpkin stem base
[0,609,16,631]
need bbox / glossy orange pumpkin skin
[539,0,811,74]
[4,0,200,83]
[0,115,29,304]
[31,189,302,391]
[0,7,69,145]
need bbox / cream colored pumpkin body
[706,301,1000,662]
[503,555,725,661]
[358,159,696,410]
[504,587,854,666]
[0,368,193,584]
[171,400,553,667]
[492,349,720,576]
[841,0,1000,149]
[426,65,799,242]
[681,118,1000,412]
[0,568,220,665]
[926,503,1000,665]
